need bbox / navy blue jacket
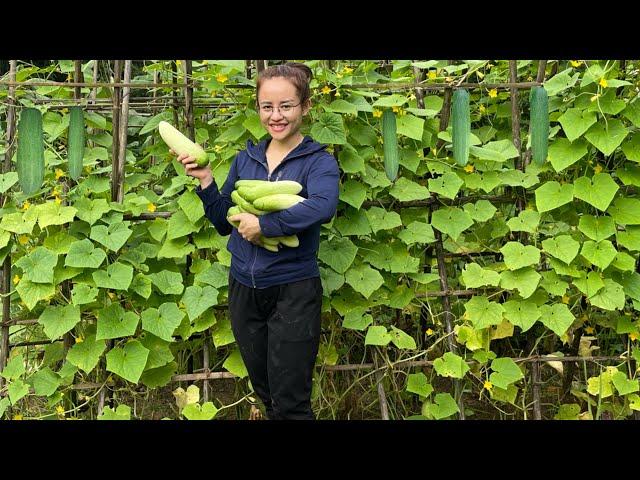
[195,135,340,288]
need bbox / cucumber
[451,89,470,166]
[382,110,399,181]
[253,194,305,211]
[231,190,268,215]
[260,235,280,246]
[237,180,302,202]
[16,108,45,195]
[278,235,299,248]
[262,243,279,253]
[68,106,85,181]
[235,179,270,188]
[158,121,208,167]
[529,86,549,166]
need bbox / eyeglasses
[258,102,301,115]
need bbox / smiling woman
[172,62,340,420]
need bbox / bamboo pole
[150,69,159,167]
[0,60,16,393]
[110,60,122,202]
[116,60,132,204]
[171,61,179,128]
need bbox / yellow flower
[147,203,157,213]
[22,201,31,211]
[570,60,583,68]
[392,106,400,113]
[425,328,434,336]
[12,274,20,285]
[18,235,29,245]
[479,104,486,114]
[335,91,341,97]
[216,73,228,83]
[599,78,608,88]
[55,168,64,180]
[372,109,383,118]
[343,66,353,74]
[464,164,475,173]
[630,332,639,342]
[321,86,331,95]
[584,326,595,334]
[54,197,62,205]
[12,414,23,420]
[427,70,437,80]
[75,336,84,344]
[488,89,498,98]
[562,295,570,304]
[483,380,493,391]
[594,164,603,174]
[408,93,416,101]
[52,186,61,196]
[56,405,66,416]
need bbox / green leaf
[461,263,501,288]
[578,215,616,242]
[334,208,371,236]
[0,211,37,234]
[500,170,539,188]
[140,110,173,135]
[131,273,152,299]
[166,210,197,241]
[540,270,569,297]
[96,303,140,340]
[39,305,81,340]
[433,352,469,379]
[428,172,463,199]
[463,200,497,223]
[0,172,19,193]
[73,198,111,226]
[66,335,106,373]
[242,111,267,140]
[617,226,640,251]
[554,404,581,420]
[389,326,416,350]
[389,177,430,201]
[622,133,640,162]
[30,367,61,397]
[464,296,505,329]
[364,325,391,346]
[140,333,174,370]
[539,304,574,336]
[500,267,541,299]
[557,108,597,142]
[320,267,344,296]
[89,222,133,252]
[544,68,580,96]
[338,145,365,173]
[584,119,628,156]
[343,311,373,331]
[611,370,640,395]
[502,300,540,332]
[140,361,177,389]
[222,348,248,378]
[422,393,459,420]
[396,114,425,141]
[325,99,358,115]
[65,239,107,268]
[1,354,25,380]
[15,278,55,311]
[194,263,229,289]
[548,138,589,172]
[182,402,218,420]
[372,94,407,107]
[500,242,541,270]
[310,113,346,144]
[147,218,167,242]
[141,303,185,342]
[92,262,134,290]
[318,237,358,274]
[98,405,131,420]
[182,285,219,321]
[431,207,473,241]
[157,237,195,259]
[590,278,625,311]
[573,174,619,211]
[541,235,580,264]
[406,373,433,398]
[365,207,402,233]
[148,270,184,295]
[8,379,29,405]
[106,340,150,384]
[587,368,615,398]
[623,101,640,128]
[507,210,540,233]
[616,163,640,187]
[398,221,435,245]
[211,315,235,348]
[34,203,77,229]
[608,198,640,225]
[574,271,605,298]
[340,179,368,208]
[345,263,384,298]
[489,357,524,390]
[15,247,58,284]
[580,240,618,270]
[535,181,574,212]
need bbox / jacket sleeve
[259,153,340,237]
[194,154,238,236]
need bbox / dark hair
[256,62,313,105]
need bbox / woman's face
[257,77,309,142]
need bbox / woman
[175,62,340,420]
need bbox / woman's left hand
[228,213,263,244]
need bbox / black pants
[228,274,323,420]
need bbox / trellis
[0,59,635,420]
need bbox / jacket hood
[245,135,328,163]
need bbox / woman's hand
[169,149,214,188]
[228,212,263,245]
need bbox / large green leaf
[557,108,597,142]
[464,296,505,329]
[422,393,459,420]
[90,222,133,252]
[396,113,425,141]
[364,325,392,346]
[433,352,469,379]
[141,303,185,342]
[157,237,195,259]
[584,119,628,156]
[345,263,384,298]
[389,326,417,350]
[535,181,574,212]
[463,200,497,223]
[310,113,346,144]
[65,239,107,269]
[15,278,55,311]
[73,198,111,226]
[541,235,580,264]
[106,340,150,384]
[362,243,420,274]
[616,163,640,187]
[318,237,358,274]
[398,221,435,245]
[622,133,640,162]
[166,210,197,241]
[96,303,140,340]
[428,172,463,199]
[39,304,81,340]
[489,358,524,390]
[14,247,58,284]
[0,354,25,380]
[92,262,134,290]
[365,207,403,233]
[461,263,501,288]
[574,271,605,299]
[0,211,37,234]
[0,172,19,193]
[539,304,574,336]
[540,270,569,297]
[406,373,433,398]
[98,405,132,420]
[469,140,519,162]
[340,179,368,208]
[8,379,29,405]
[573,173,619,211]
[463,171,502,193]
[578,215,616,241]
[30,367,61,397]
[431,207,473,241]
[548,138,589,172]
[178,190,205,225]
[182,285,219,321]
[66,335,106,373]
[607,198,640,225]
[148,270,184,295]
[499,267,540,299]
[611,370,640,395]
[140,361,177,389]
[222,348,248,378]
[617,226,640,251]
[389,177,430,202]
[580,240,618,270]
[334,209,371,236]
[500,242,541,270]
[507,210,540,233]
[500,170,539,188]
[34,203,77,229]
[182,402,219,420]
[589,278,625,311]
[502,300,540,332]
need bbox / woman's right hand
[170,149,214,188]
